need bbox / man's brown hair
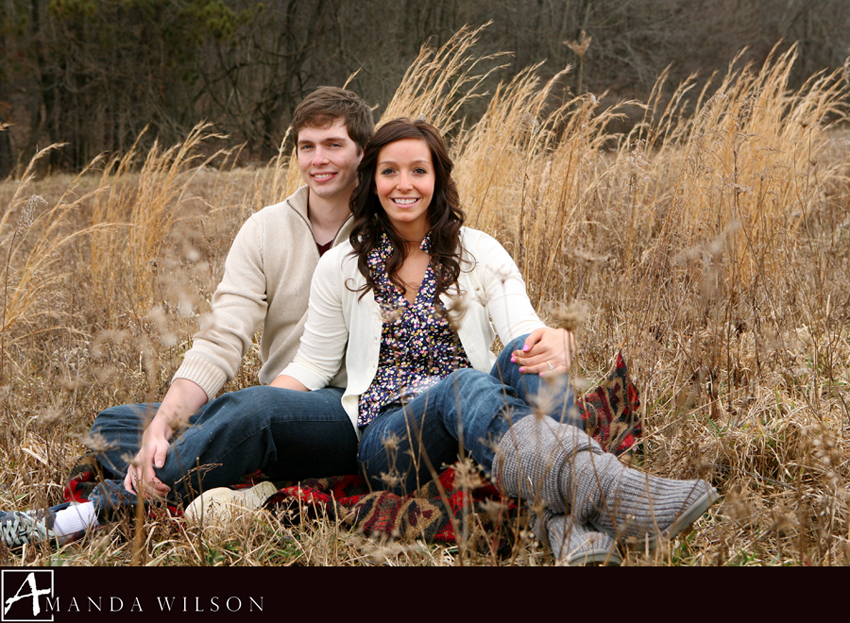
[291,86,374,152]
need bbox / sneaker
[183,481,279,524]
[0,509,60,550]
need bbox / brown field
[1,28,848,566]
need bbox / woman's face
[374,138,435,241]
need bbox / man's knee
[200,386,288,429]
[90,403,156,435]
[88,404,156,478]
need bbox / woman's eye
[380,168,395,175]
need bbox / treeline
[1,0,849,175]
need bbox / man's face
[296,118,362,205]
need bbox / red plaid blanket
[66,353,641,553]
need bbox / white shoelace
[1,512,55,547]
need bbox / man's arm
[124,378,208,497]
[125,213,272,497]
[172,215,271,399]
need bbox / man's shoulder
[249,186,310,225]
[226,186,314,266]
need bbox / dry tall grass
[0,31,848,566]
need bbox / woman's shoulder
[324,238,355,258]
[314,239,358,274]
[459,226,512,259]
[459,226,505,250]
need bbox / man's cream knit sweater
[172,186,352,400]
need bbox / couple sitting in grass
[1,87,718,566]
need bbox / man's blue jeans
[357,335,580,495]
[87,386,359,515]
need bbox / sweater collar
[286,185,311,223]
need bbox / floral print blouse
[357,232,471,428]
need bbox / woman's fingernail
[518,366,525,373]
[522,345,530,352]
[510,356,516,363]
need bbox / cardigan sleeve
[279,246,348,390]
[472,231,545,344]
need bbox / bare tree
[1,0,848,172]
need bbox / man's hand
[123,378,208,499]
[124,417,172,498]
[510,327,577,376]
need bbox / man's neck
[307,191,351,245]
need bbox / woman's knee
[491,334,531,378]
[447,367,488,385]
[501,334,530,356]
[446,367,505,396]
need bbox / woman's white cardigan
[280,227,545,436]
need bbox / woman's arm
[277,247,350,389]
[472,231,544,338]
[472,231,575,375]
[269,374,309,391]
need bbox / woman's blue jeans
[87,385,359,514]
[357,334,579,495]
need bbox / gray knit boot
[532,510,622,566]
[494,416,719,548]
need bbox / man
[0,86,374,548]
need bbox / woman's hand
[510,327,576,376]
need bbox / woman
[273,118,718,564]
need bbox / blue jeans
[87,386,359,515]
[357,335,579,495]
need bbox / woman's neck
[400,239,423,256]
[392,221,429,249]
[396,245,431,304]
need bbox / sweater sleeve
[279,247,348,389]
[172,215,268,400]
[474,231,545,343]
